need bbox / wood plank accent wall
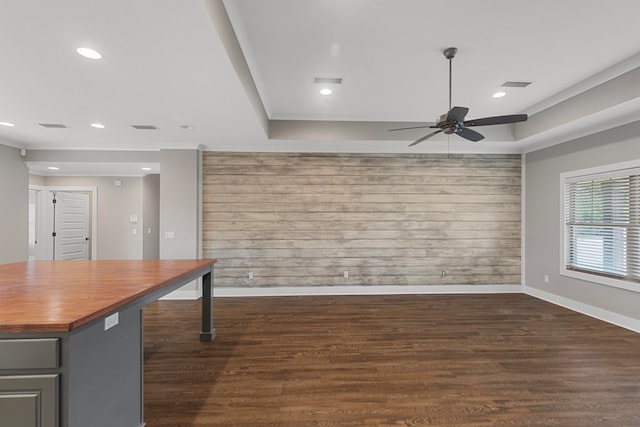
[202,152,521,288]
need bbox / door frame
[29,185,98,260]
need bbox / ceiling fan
[390,47,528,147]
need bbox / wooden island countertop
[0,259,216,333]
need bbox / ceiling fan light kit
[390,47,528,147]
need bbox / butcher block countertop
[0,259,215,333]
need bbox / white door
[34,190,54,261]
[53,192,90,260]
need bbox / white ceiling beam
[202,0,269,137]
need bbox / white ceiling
[0,0,265,153]
[27,162,160,177]
[226,0,640,122]
[2,0,640,175]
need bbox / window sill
[561,268,640,294]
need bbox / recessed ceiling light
[90,123,105,129]
[142,167,152,171]
[492,91,507,98]
[47,166,60,170]
[0,121,15,127]
[320,88,332,96]
[76,47,102,60]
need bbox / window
[561,162,640,291]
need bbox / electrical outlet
[248,272,254,279]
[544,274,549,283]
[344,271,349,278]
[104,312,119,331]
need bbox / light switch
[164,231,175,239]
[129,215,139,223]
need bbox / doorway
[29,186,98,260]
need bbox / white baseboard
[213,284,522,297]
[524,286,640,333]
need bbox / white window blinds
[564,171,640,282]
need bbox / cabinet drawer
[0,338,60,369]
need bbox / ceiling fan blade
[455,126,484,142]
[408,129,443,147]
[447,106,469,122]
[463,114,528,127]
[388,123,437,132]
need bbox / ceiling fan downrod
[443,47,457,111]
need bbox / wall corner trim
[524,286,640,333]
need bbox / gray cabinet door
[0,375,59,427]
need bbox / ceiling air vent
[38,123,67,128]
[501,81,532,88]
[131,125,158,130]
[314,77,342,85]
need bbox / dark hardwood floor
[143,294,640,426]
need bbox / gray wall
[524,120,640,321]
[160,150,201,296]
[29,174,46,186]
[36,176,143,260]
[0,144,29,264]
[143,174,160,260]
[160,150,200,259]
